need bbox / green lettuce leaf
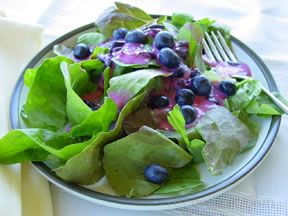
[177,22,204,68]
[68,63,97,96]
[107,69,167,108]
[95,6,146,37]
[167,105,189,145]
[24,68,37,87]
[24,56,73,130]
[245,92,284,115]
[77,32,106,46]
[0,129,75,164]
[103,67,110,96]
[224,79,262,112]
[186,139,205,164]
[103,126,192,197]
[196,106,253,175]
[54,91,147,185]
[53,44,73,57]
[61,62,92,126]
[171,13,194,28]
[70,97,118,137]
[115,2,152,22]
[154,163,204,195]
[90,46,109,59]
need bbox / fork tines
[203,31,237,62]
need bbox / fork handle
[261,87,288,115]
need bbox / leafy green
[60,62,92,126]
[186,139,205,164]
[225,79,262,112]
[77,32,106,46]
[103,67,110,96]
[177,22,204,68]
[155,163,204,195]
[0,129,75,164]
[171,13,194,28]
[90,46,109,59]
[24,68,37,87]
[24,56,73,130]
[68,63,97,96]
[123,108,158,134]
[95,6,146,37]
[103,126,192,197]
[107,69,166,107]
[54,91,147,185]
[196,106,253,175]
[167,105,189,145]
[70,97,118,137]
[245,92,284,115]
[115,2,153,22]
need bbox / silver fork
[203,31,288,115]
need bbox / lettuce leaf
[95,3,149,37]
[0,129,75,164]
[103,126,192,197]
[24,56,73,130]
[171,13,194,28]
[61,62,92,126]
[196,106,253,175]
[70,97,118,137]
[177,22,204,68]
[77,32,106,46]
[24,68,37,87]
[154,163,204,195]
[224,79,262,112]
[54,91,147,185]
[107,69,167,108]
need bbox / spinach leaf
[103,126,192,197]
[171,13,194,28]
[196,106,253,175]
[24,56,73,130]
[155,163,204,195]
[77,32,106,46]
[107,69,167,108]
[177,22,204,68]
[70,97,118,137]
[115,2,153,22]
[54,91,147,185]
[61,62,92,126]
[0,129,75,164]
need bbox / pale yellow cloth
[0,13,53,216]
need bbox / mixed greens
[0,2,286,198]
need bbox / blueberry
[154,31,174,50]
[219,80,237,96]
[172,67,185,78]
[150,95,169,109]
[125,30,148,44]
[176,89,195,106]
[112,28,128,40]
[190,75,212,96]
[181,105,197,124]
[144,164,168,184]
[73,43,91,59]
[159,48,180,69]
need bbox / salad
[0,2,287,198]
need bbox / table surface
[1,0,288,215]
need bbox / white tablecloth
[1,0,287,215]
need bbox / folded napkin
[0,13,53,216]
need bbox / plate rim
[9,21,281,209]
